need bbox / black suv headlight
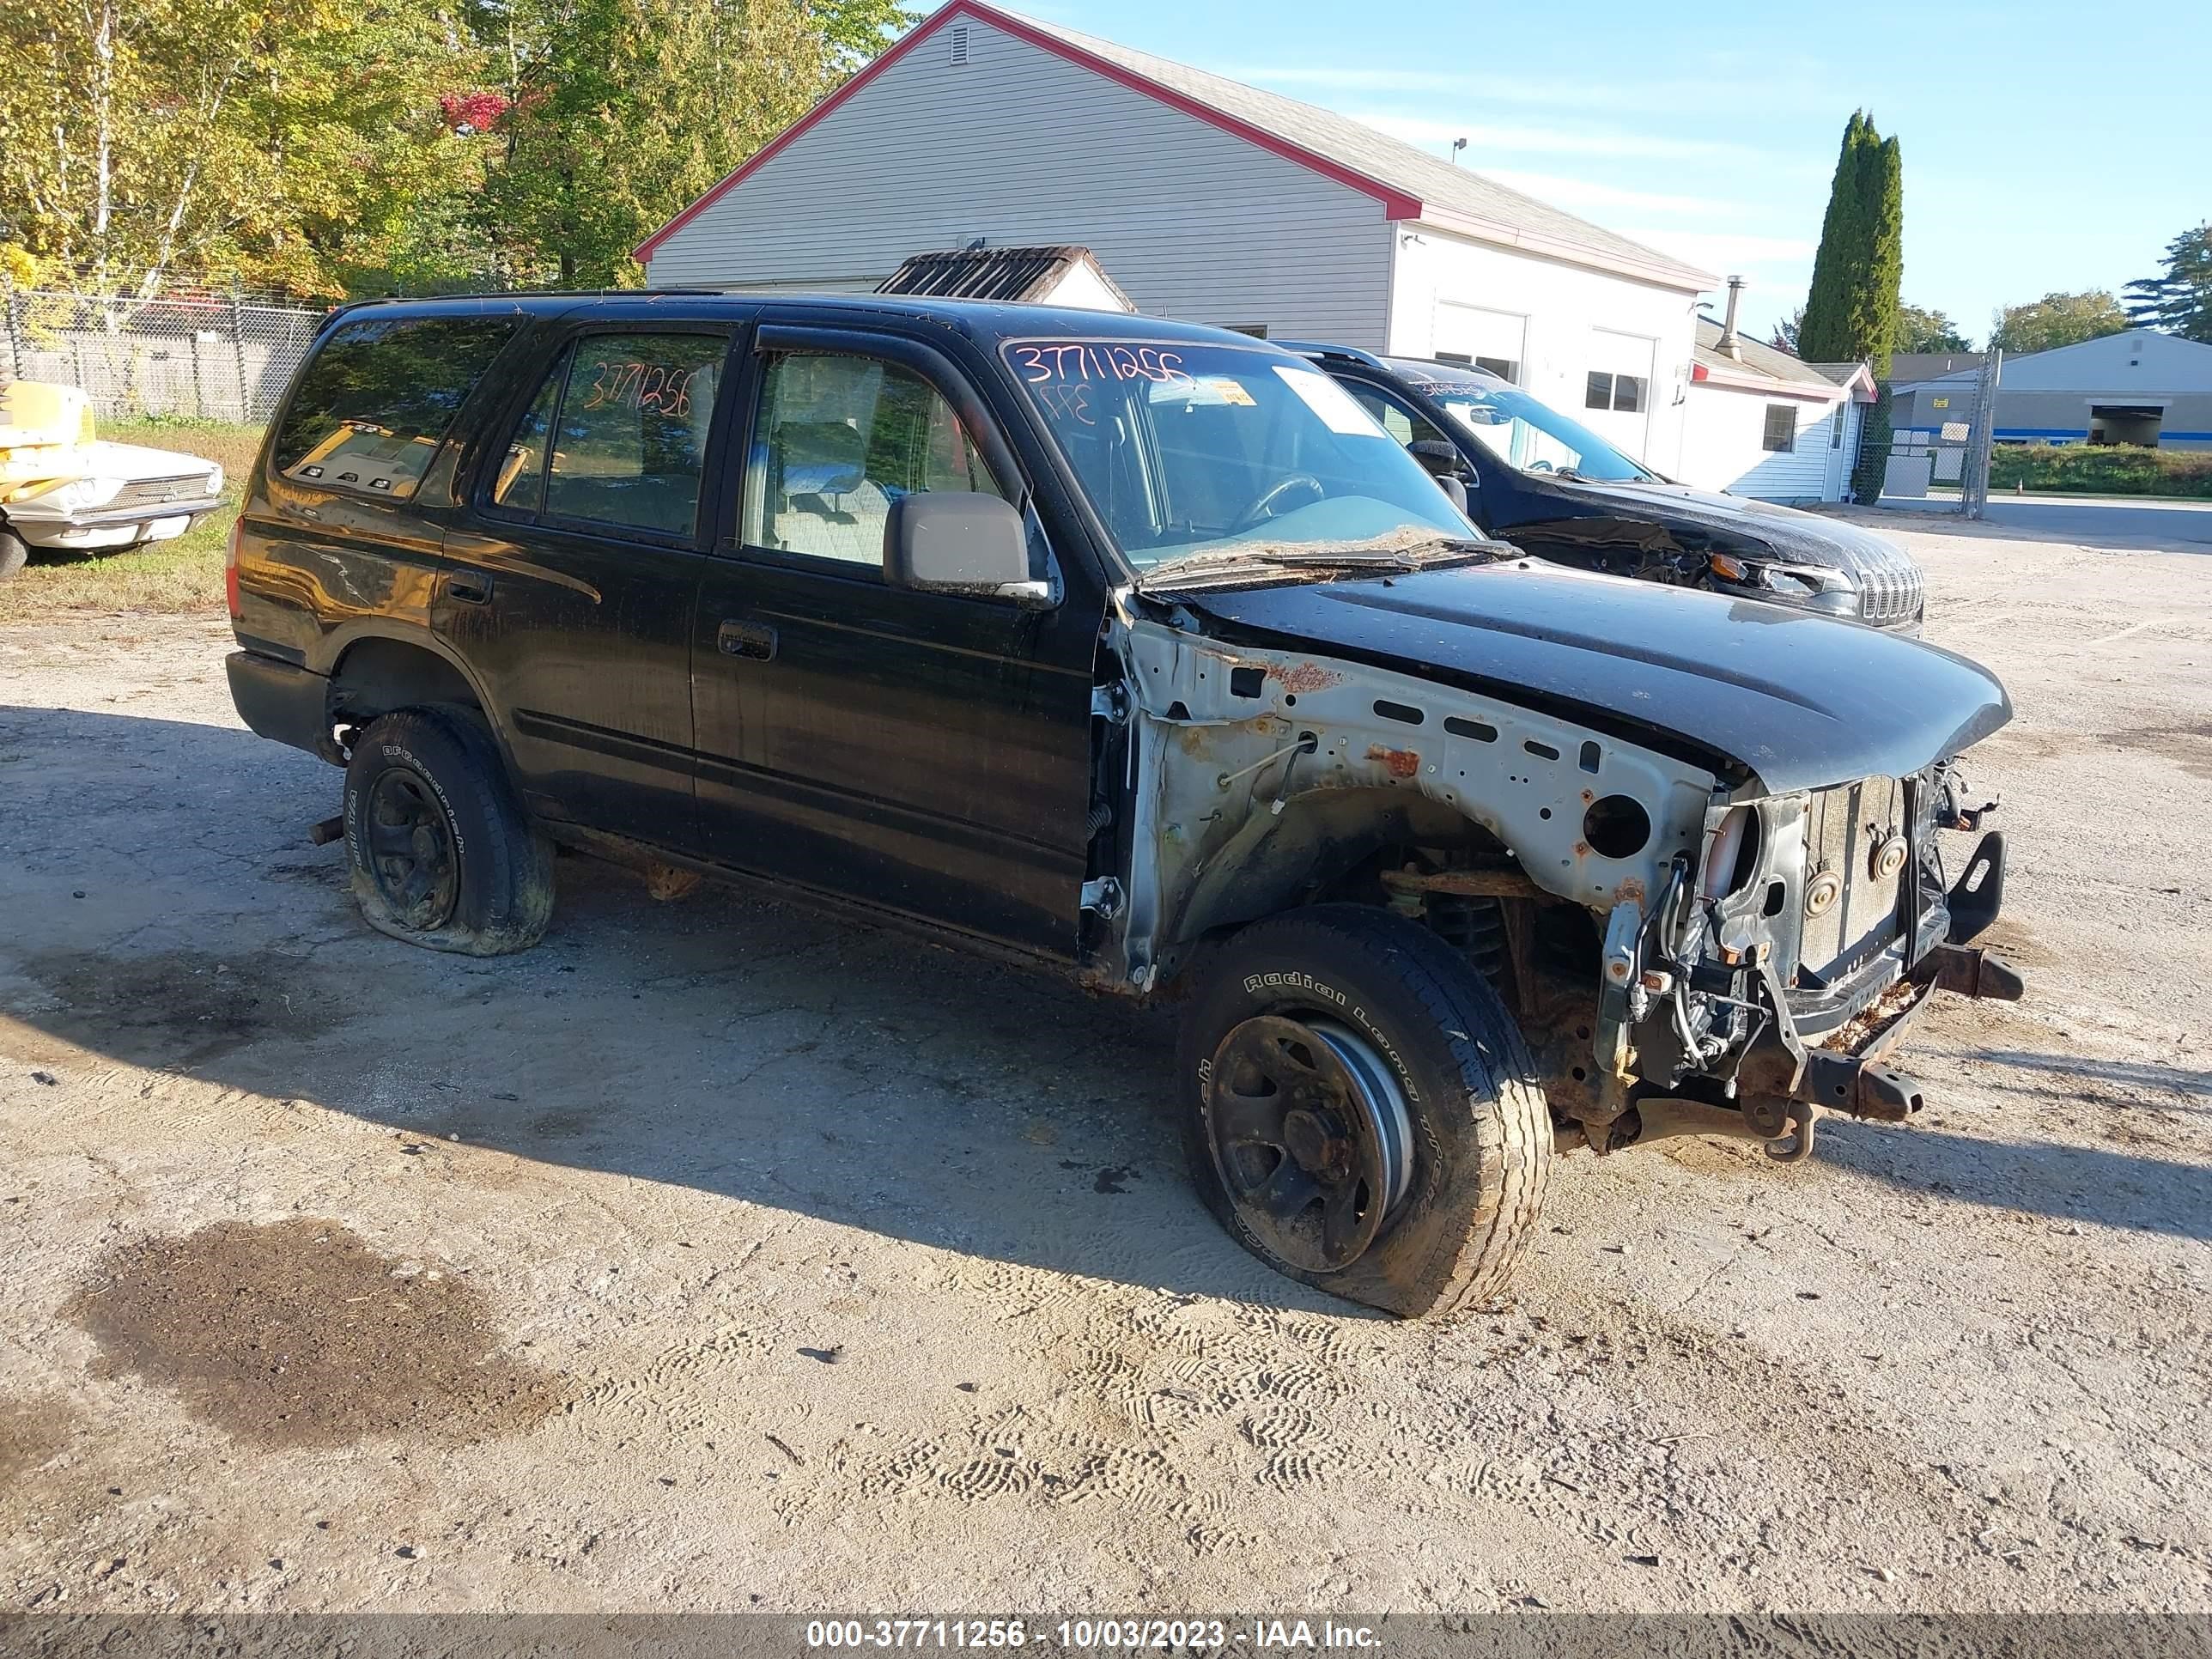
[1708,553,1857,615]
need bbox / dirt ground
[2,510,2208,1618]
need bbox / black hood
[1531,477,1916,580]
[1176,559,2009,793]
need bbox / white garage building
[635,0,1718,474]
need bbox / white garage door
[1433,302,1527,383]
[1583,328,1656,461]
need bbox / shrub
[1988,443,2212,499]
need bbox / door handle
[717,618,776,660]
[447,574,494,605]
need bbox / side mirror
[883,491,1053,608]
[1437,475,1469,515]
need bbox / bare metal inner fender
[1100,593,1718,990]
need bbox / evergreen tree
[1797,112,1905,501]
[1796,113,1869,364]
[2125,224,2212,344]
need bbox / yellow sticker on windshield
[1209,378,1257,406]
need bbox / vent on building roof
[949,24,969,64]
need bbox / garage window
[1584,370,1645,413]
[1762,404,1797,453]
[1439,351,1520,382]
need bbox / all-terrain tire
[342,708,554,956]
[0,526,27,582]
[1177,903,1551,1317]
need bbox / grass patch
[1989,443,2212,500]
[1,420,262,622]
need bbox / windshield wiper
[1139,532,1510,589]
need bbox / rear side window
[491,360,565,515]
[273,314,520,500]
[491,332,725,539]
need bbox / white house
[635,0,1719,474]
[1675,316,1875,503]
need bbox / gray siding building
[1893,330,2212,450]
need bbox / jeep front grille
[1799,776,1907,979]
[1856,560,1924,628]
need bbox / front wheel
[1177,904,1550,1317]
[342,708,554,956]
[0,526,27,582]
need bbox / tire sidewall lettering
[372,742,470,860]
[1219,972,1423,1112]
[348,731,476,930]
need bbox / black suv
[1288,344,1927,630]
[228,294,2018,1316]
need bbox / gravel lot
[2,512,2208,1617]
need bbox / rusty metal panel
[1799,775,1905,978]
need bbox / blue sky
[954,0,2208,344]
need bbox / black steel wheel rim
[363,765,459,931]
[1206,1013,1414,1273]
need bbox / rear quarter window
[272,313,521,500]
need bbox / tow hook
[1745,1093,1819,1163]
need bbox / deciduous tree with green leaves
[1895,304,1971,353]
[1,0,911,299]
[1796,111,1904,500]
[0,0,475,299]
[1989,290,2130,355]
[2125,225,2212,345]
[471,0,906,288]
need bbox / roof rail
[314,287,732,328]
[1273,339,1389,369]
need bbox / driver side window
[742,351,1003,568]
[1344,385,1449,456]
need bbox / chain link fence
[1,278,326,423]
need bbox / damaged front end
[1553,765,2021,1161]
[1085,582,2022,1163]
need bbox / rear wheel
[0,526,27,582]
[1177,904,1550,1317]
[342,708,553,956]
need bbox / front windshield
[1428,380,1656,483]
[1003,340,1474,572]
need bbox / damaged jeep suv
[227,295,2021,1316]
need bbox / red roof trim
[633,0,1419,264]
